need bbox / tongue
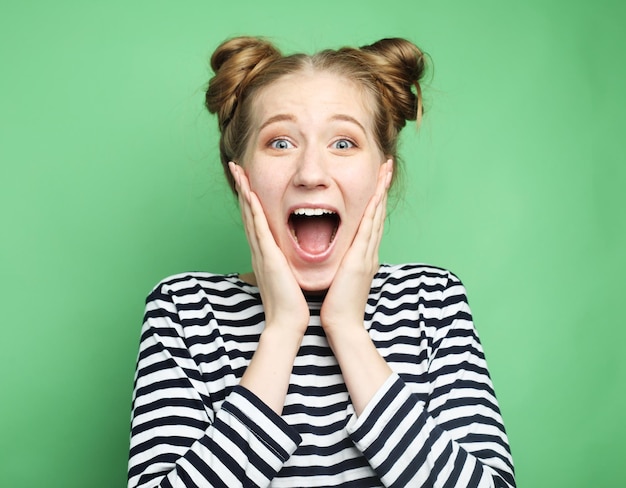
[294,216,336,254]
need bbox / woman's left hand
[320,160,392,335]
[320,160,394,415]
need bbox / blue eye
[333,139,354,150]
[270,139,293,150]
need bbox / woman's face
[242,70,390,291]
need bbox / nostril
[292,154,331,188]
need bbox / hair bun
[205,37,282,130]
[360,37,426,125]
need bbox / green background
[1,1,624,487]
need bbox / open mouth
[288,208,340,255]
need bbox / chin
[291,265,337,293]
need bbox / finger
[367,189,387,260]
[232,164,263,258]
[346,164,388,259]
[233,164,282,262]
[364,163,391,259]
[351,199,377,256]
[247,189,279,256]
[363,162,389,235]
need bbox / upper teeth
[293,208,335,216]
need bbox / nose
[291,144,331,189]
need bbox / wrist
[259,322,305,350]
[323,319,366,342]
[324,322,370,352]
[239,323,304,415]
[324,324,392,416]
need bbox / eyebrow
[258,113,367,134]
[331,114,367,135]
[258,114,297,132]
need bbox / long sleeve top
[128,263,515,487]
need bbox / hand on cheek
[320,160,394,416]
[229,162,309,415]
[229,162,309,335]
[320,160,393,334]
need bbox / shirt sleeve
[127,283,302,488]
[346,273,515,488]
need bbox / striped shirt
[128,263,515,487]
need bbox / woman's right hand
[229,162,310,337]
[230,161,308,414]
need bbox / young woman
[128,36,515,488]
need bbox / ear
[228,161,240,193]
[382,158,393,188]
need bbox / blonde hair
[205,36,426,193]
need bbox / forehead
[250,70,376,130]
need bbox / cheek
[341,178,376,228]
[354,191,374,217]
[349,166,379,203]
[246,168,286,221]
[247,166,275,198]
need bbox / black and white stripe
[128,264,515,487]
